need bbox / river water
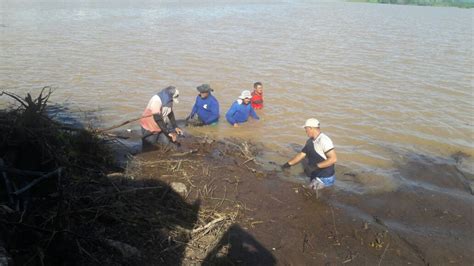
[1,0,473,195]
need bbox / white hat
[238,90,252,99]
[302,118,320,128]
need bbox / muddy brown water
[1,0,473,263]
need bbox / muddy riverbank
[1,89,471,264]
[121,134,473,265]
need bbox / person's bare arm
[288,152,306,166]
[316,149,337,168]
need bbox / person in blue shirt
[186,84,220,126]
[225,90,260,127]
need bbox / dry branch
[96,114,153,133]
[13,168,63,196]
[192,216,225,235]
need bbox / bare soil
[127,135,473,265]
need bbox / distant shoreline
[349,0,474,8]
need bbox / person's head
[239,90,252,104]
[253,82,263,94]
[159,86,179,105]
[196,84,213,99]
[303,118,321,139]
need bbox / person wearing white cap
[140,86,183,149]
[281,118,337,190]
[225,90,260,127]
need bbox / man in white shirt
[282,118,337,190]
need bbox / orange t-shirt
[251,91,263,109]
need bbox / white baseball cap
[238,90,252,99]
[302,118,320,128]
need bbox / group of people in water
[139,82,337,191]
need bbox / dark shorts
[141,127,177,150]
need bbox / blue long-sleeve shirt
[225,100,260,125]
[190,94,219,125]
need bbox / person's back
[140,94,163,133]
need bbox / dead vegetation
[125,141,262,264]
[0,88,258,265]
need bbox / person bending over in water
[225,90,259,127]
[282,118,337,190]
[140,86,183,149]
[186,84,219,126]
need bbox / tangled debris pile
[0,89,253,265]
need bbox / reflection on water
[0,0,472,194]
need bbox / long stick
[192,217,225,234]
[96,114,153,133]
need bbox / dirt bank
[127,135,473,265]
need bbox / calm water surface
[1,0,473,194]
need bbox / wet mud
[124,133,474,265]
